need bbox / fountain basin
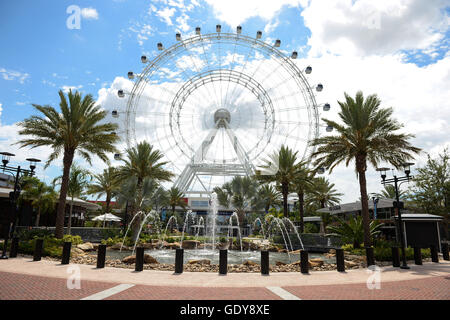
[94,249,335,266]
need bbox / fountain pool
[93,249,335,266]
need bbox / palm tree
[327,216,384,249]
[213,176,260,226]
[87,167,120,213]
[290,162,314,233]
[307,177,343,208]
[258,184,281,213]
[17,89,119,238]
[20,177,57,227]
[168,186,187,216]
[311,91,420,247]
[117,141,174,240]
[372,184,407,199]
[116,176,159,213]
[257,145,301,218]
[53,164,91,235]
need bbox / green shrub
[341,243,431,261]
[17,235,83,258]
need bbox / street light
[0,152,40,259]
[376,163,414,269]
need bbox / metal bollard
[219,249,227,275]
[260,251,269,275]
[413,247,422,265]
[300,250,309,274]
[441,242,449,261]
[391,247,400,267]
[135,247,144,271]
[9,237,19,258]
[33,239,44,261]
[365,246,375,267]
[336,248,345,272]
[97,244,107,268]
[61,242,71,265]
[430,245,439,263]
[175,248,184,274]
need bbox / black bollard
[300,250,309,274]
[61,242,71,265]
[97,244,107,268]
[430,245,439,263]
[391,247,400,267]
[336,248,345,272]
[365,246,375,267]
[33,239,44,261]
[135,247,144,271]
[260,251,269,275]
[413,247,422,265]
[219,249,227,275]
[175,248,184,274]
[9,237,19,258]
[441,242,449,261]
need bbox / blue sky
[1,0,449,202]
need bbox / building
[0,186,101,237]
[316,198,447,242]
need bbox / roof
[316,198,397,215]
[393,213,443,221]
[304,216,322,222]
[0,187,101,211]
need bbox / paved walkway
[0,258,448,300]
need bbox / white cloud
[205,0,306,26]
[295,53,450,202]
[81,7,99,20]
[0,67,30,84]
[61,85,83,93]
[156,7,176,26]
[301,0,448,57]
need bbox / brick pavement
[0,270,448,300]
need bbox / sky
[0,0,449,203]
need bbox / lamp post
[376,163,414,269]
[0,152,40,259]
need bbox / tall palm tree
[116,176,159,214]
[213,176,259,226]
[257,145,301,218]
[258,184,281,213]
[290,162,315,233]
[118,141,174,240]
[311,91,420,247]
[20,177,57,227]
[87,167,120,213]
[53,164,91,235]
[17,89,118,238]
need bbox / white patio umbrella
[92,213,121,227]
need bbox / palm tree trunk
[55,149,74,239]
[282,182,289,218]
[356,155,372,247]
[35,207,41,227]
[68,197,74,235]
[298,191,304,233]
[105,193,111,213]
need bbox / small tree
[327,216,384,249]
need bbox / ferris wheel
[114,25,331,195]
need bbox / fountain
[113,192,331,267]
